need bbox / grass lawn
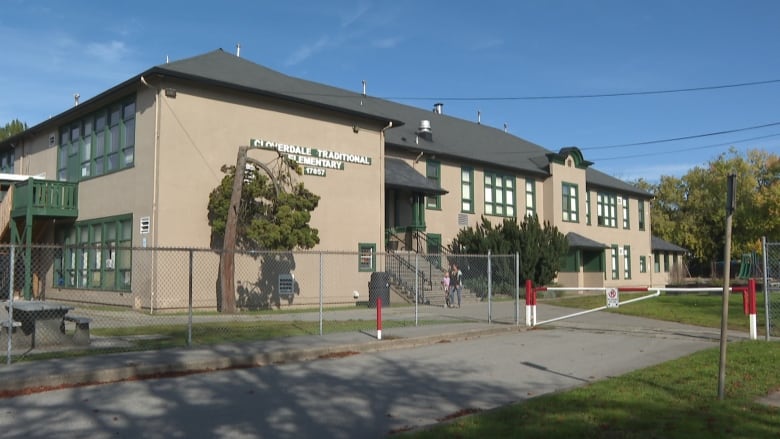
[540,291,774,335]
[404,341,780,438]
[400,292,780,438]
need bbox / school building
[0,49,686,310]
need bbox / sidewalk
[1,300,775,409]
[0,320,521,395]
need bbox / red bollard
[376,297,382,340]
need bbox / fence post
[6,245,15,365]
[319,252,324,336]
[515,252,520,326]
[762,236,770,341]
[487,250,492,324]
[414,253,419,326]
[187,249,193,347]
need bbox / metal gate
[763,237,780,338]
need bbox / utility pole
[718,173,737,400]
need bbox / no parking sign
[606,288,619,308]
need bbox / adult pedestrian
[450,263,463,308]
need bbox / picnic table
[3,300,89,347]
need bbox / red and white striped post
[376,297,383,340]
[748,279,757,340]
[525,280,537,326]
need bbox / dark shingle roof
[2,49,652,198]
[566,232,609,249]
[385,158,447,195]
[652,236,687,253]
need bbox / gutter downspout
[141,76,161,314]
[380,121,392,256]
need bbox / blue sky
[2,0,779,182]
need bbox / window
[562,182,578,222]
[663,253,669,272]
[597,192,617,228]
[358,243,376,272]
[611,245,619,280]
[425,159,441,209]
[622,197,630,229]
[485,172,515,217]
[461,167,474,213]
[58,96,136,182]
[653,252,661,272]
[525,178,536,217]
[623,246,631,280]
[560,250,579,272]
[55,215,133,291]
[639,256,647,273]
[0,148,14,173]
[586,191,591,225]
[638,200,646,230]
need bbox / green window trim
[58,95,136,182]
[638,200,646,231]
[639,255,647,273]
[585,191,591,225]
[597,192,618,228]
[623,245,631,280]
[0,149,14,173]
[653,252,661,273]
[525,178,536,217]
[562,182,579,223]
[622,197,630,229]
[582,250,602,273]
[425,159,441,210]
[358,243,376,272]
[484,171,516,218]
[461,167,474,213]
[560,249,579,272]
[610,244,619,280]
[55,214,133,291]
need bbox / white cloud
[340,2,371,28]
[285,36,332,66]
[372,36,402,49]
[85,40,129,63]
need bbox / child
[441,271,451,307]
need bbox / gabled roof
[385,158,448,195]
[566,232,609,249]
[2,49,652,198]
[652,236,687,253]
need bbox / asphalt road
[0,316,721,439]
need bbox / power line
[582,120,780,150]
[590,132,780,161]
[381,79,780,101]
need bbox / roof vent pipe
[236,43,241,57]
[418,120,431,134]
[433,103,443,114]
[477,110,481,125]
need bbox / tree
[448,214,568,286]
[640,148,780,277]
[208,154,319,312]
[208,162,320,251]
[0,119,27,140]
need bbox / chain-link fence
[1,245,523,365]
[763,238,780,338]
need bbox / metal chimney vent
[418,120,432,133]
[433,103,443,114]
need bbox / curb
[1,325,523,395]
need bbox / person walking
[441,270,451,308]
[450,263,463,308]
